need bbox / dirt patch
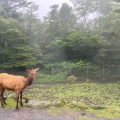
[0,107,108,120]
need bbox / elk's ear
[26,69,31,72]
[35,68,39,71]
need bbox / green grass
[25,82,120,119]
[4,97,16,108]
[2,81,120,119]
[88,108,120,119]
[37,72,67,82]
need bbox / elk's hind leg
[0,87,5,108]
[2,90,6,105]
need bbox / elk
[0,68,39,110]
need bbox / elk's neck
[26,76,34,86]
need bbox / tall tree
[59,3,76,38]
[0,17,37,69]
[95,0,120,65]
[70,0,114,31]
[41,4,77,64]
[0,0,32,18]
[21,3,42,65]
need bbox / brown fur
[0,68,39,109]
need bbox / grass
[2,81,120,119]
[77,116,97,120]
[4,97,16,108]
[88,108,120,119]
[37,72,67,82]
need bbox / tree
[0,17,38,69]
[40,4,77,65]
[59,3,76,38]
[18,3,42,66]
[93,0,120,65]
[63,32,103,62]
[70,0,114,31]
[0,0,32,18]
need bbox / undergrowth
[2,82,120,119]
[37,72,67,82]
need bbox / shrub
[66,75,77,84]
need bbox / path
[0,107,110,120]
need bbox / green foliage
[0,0,31,18]
[63,32,103,61]
[4,98,16,108]
[0,17,39,69]
[0,0,120,74]
[1,0,120,119]
[68,101,88,110]
[62,60,86,69]
[38,72,67,82]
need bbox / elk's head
[27,68,39,79]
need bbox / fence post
[52,67,54,75]
[118,65,120,75]
[102,65,105,78]
[69,67,72,75]
[86,63,89,79]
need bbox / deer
[0,68,39,110]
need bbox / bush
[37,72,68,82]
[66,75,77,84]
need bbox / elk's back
[0,73,26,91]
[0,73,8,85]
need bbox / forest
[2,1,120,119]
[1,0,120,79]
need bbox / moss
[38,103,49,109]
[87,108,120,119]
[2,97,27,109]
[77,116,97,120]
[67,101,88,110]
[57,99,67,107]
[5,97,16,108]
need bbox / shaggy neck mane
[26,76,34,86]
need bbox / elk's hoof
[21,104,23,107]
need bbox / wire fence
[1,64,120,80]
[45,65,120,80]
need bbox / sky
[28,0,73,19]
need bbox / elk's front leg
[3,97,7,105]
[0,95,4,108]
[20,91,23,107]
[2,89,6,105]
[16,91,20,110]
[0,88,5,108]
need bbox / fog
[28,0,73,18]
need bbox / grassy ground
[3,80,120,119]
